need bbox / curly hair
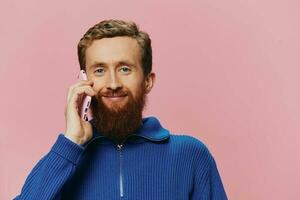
[77,19,152,77]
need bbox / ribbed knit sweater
[15,116,227,200]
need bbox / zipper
[117,143,124,198]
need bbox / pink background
[1,0,300,199]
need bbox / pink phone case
[78,70,93,121]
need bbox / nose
[106,71,122,91]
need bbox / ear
[144,72,156,94]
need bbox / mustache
[99,90,128,97]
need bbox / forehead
[85,36,141,69]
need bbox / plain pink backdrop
[1,0,300,199]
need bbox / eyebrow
[88,60,136,69]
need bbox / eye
[94,68,105,75]
[119,66,131,74]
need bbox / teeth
[105,95,125,97]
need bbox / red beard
[90,82,148,144]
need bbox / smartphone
[78,70,93,121]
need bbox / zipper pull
[117,144,123,150]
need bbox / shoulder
[169,134,209,151]
[168,134,214,162]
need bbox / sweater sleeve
[191,145,228,200]
[14,134,85,200]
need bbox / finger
[69,80,94,91]
[67,82,96,102]
[67,85,97,107]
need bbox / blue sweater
[15,116,227,200]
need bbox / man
[15,20,227,200]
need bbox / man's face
[84,36,155,142]
[85,36,145,109]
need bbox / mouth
[102,95,128,102]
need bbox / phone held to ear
[78,70,94,121]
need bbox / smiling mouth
[102,95,127,102]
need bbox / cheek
[92,83,104,94]
[129,82,145,97]
[91,80,105,93]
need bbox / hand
[64,80,97,145]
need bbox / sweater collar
[130,116,170,142]
[89,116,170,145]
